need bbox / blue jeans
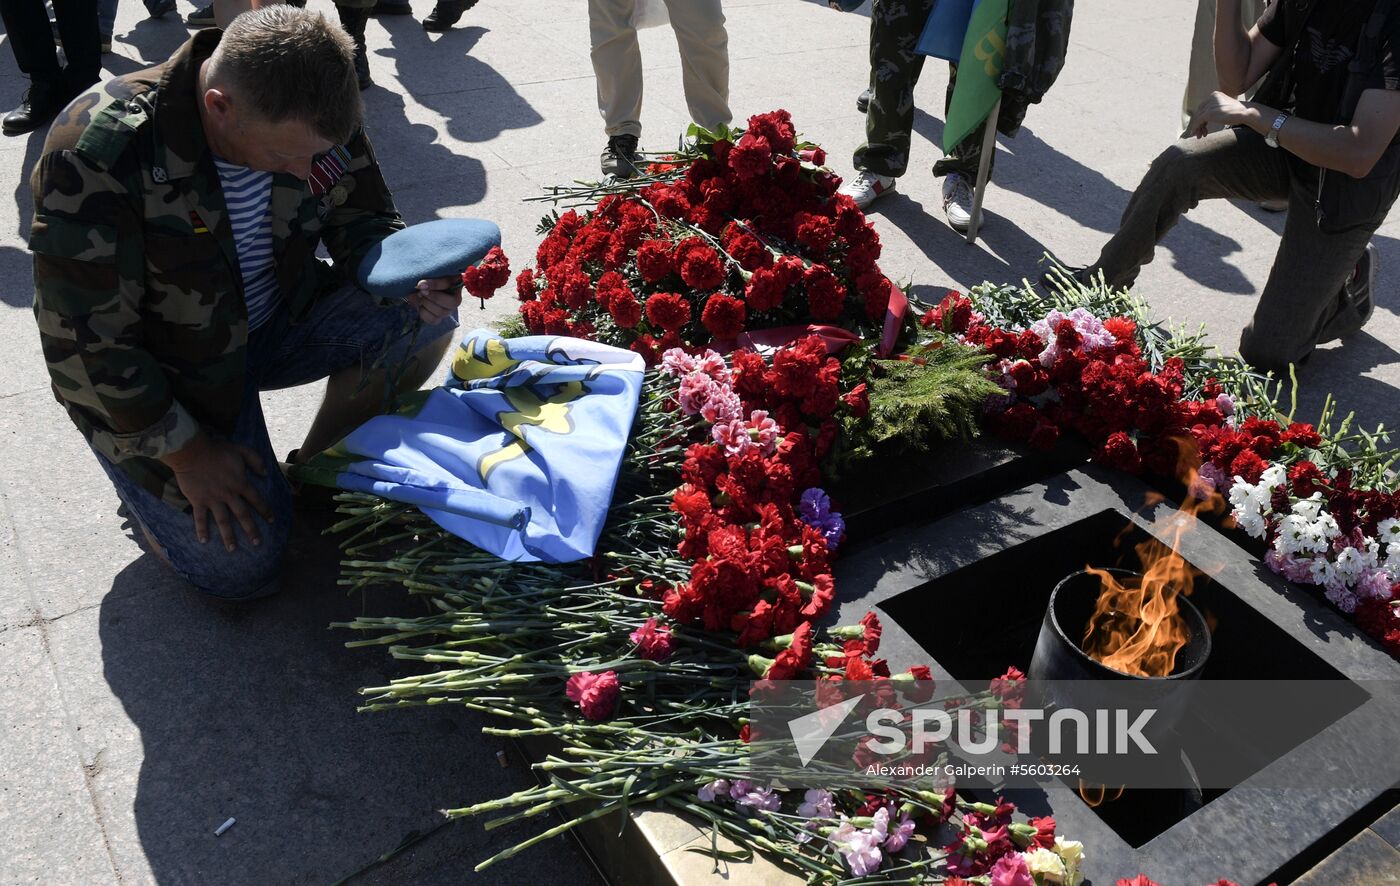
[92,286,458,600]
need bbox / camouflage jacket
[30,31,404,507]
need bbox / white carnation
[1291,493,1324,521]
[1024,847,1067,883]
[1053,837,1086,886]
[1236,510,1267,539]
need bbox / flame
[1081,437,1224,678]
[1076,779,1125,807]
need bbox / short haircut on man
[206,5,362,145]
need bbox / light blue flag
[915,0,979,61]
[315,329,645,563]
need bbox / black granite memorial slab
[830,465,1400,885]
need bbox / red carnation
[701,293,747,340]
[646,292,691,332]
[675,237,727,290]
[461,246,511,304]
[842,383,870,418]
[1097,431,1143,474]
[1229,449,1268,484]
[559,265,593,310]
[803,264,846,321]
[565,670,621,721]
[636,239,676,283]
[794,211,837,255]
[765,622,813,680]
[930,291,975,335]
[609,288,642,328]
[902,665,936,703]
[629,618,674,662]
[721,222,773,271]
[515,267,538,302]
[1114,878,1162,886]
[746,109,796,155]
[1288,460,1326,496]
[729,132,773,180]
[1281,422,1323,449]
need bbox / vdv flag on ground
[942,0,1010,153]
[306,329,645,563]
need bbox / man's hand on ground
[162,434,274,552]
[406,276,463,325]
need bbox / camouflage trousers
[853,0,992,181]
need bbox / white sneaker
[839,170,896,210]
[942,173,975,232]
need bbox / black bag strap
[1253,0,1319,110]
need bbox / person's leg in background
[334,0,375,89]
[4,0,98,136]
[422,0,478,31]
[931,62,996,232]
[96,0,116,51]
[1088,127,1291,289]
[844,0,937,209]
[589,0,645,178]
[661,0,730,133]
[1239,176,1382,373]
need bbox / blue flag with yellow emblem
[303,329,645,563]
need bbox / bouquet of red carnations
[512,111,908,361]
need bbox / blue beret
[356,218,502,300]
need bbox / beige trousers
[588,0,731,139]
[1182,0,1268,129]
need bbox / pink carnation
[565,670,621,721]
[747,410,780,454]
[678,372,717,415]
[713,418,754,457]
[629,618,674,661]
[694,350,732,384]
[660,348,698,378]
[700,387,743,424]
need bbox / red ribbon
[733,324,860,355]
[878,279,909,357]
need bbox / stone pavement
[1,1,1398,884]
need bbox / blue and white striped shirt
[213,157,279,331]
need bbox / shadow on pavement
[98,508,597,884]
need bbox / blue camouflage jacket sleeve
[29,148,202,462]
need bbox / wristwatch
[1265,112,1290,148]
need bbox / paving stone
[0,626,117,885]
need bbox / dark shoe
[423,0,477,31]
[337,5,373,90]
[185,3,215,25]
[144,0,176,17]
[601,133,641,179]
[372,0,414,13]
[3,83,68,136]
[1258,198,1288,213]
[856,88,871,114]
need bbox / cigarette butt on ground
[496,750,508,768]
[214,817,236,837]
